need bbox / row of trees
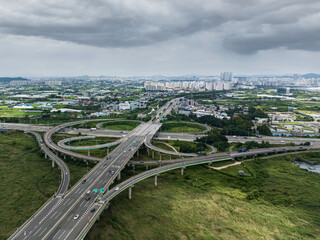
[196,128,229,152]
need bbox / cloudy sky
[0,0,320,77]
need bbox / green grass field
[85,153,320,240]
[0,105,42,118]
[152,140,211,153]
[68,137,119,147]
[0,131,91,239]
[100,121,140,131]
[160,122,207,133]
[0,131,61,239]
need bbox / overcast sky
[0,0,320,77]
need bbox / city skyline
[0,0,320,76]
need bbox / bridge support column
[52,160,55,168]
[169,154,171,160]
[181,167,186,175]
[117,172,121,181]
[147,147,150,156]
[146,165,148,170]
[45,153,47,159]
[154,174,158,186]
[137,148,139,157]
[107,147,109,157]
[152,150,155,159]
[64,155,66,160]
[159,152,162,161]
[88,149,90,156]
[128,187,132,199]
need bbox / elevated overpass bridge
[9,97,318,240]
[10,98,180,240]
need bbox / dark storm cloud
[0,0,320,54]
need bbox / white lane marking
[52,229,61,239]
[58,230,66,240]
[67,215,72,222]
[31,227,42,238]
[39,227,47,237]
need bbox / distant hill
[302,73,320,79]
[0,77,28,83]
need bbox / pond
[293,160,320,174]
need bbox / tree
[257,125,272,136]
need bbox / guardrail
[76,156,232,240]
[76,145,316,239]
[8,131,70,240]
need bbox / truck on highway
[90,128,97,131]
[238,148,249,153]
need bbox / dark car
[91,208,96,213]
[82,179,87,184]
[85,196,91,201]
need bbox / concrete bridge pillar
[52,160,55,168]
[117,172,121,181]
[107,147,109,157]
[64,155,66,160]
[132,164,135,170]
[137,148,139,157]
[181,167,186,175]
[159,152,162,161]
[169,154,171,160]
[146,165,149,170]
[154,174,159,186]
[88,149,90,156]
[147,147,150,156]
[128,187,132,199]
[45,153,48,159]
[152,150,155,159]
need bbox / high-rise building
[220,72,233,81]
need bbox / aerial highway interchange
[6,98,318,240]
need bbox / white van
[86,190,91,195]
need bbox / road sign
[100,188,105,193]
[132,141,136,146]
[93,188,98,193]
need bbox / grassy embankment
[160,122,207,133]
[0,131,92,239]
[0,105,42,118]
[152,139,212,153]
[100,121,141,131]
[52,133,119,159]
[85,153,320,240]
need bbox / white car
[74,214,79,220]
[115,187,120,191]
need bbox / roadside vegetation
[100,121,140,131]
[0,131,61,239]
[160,122,207,133]
[152,140,211,153]
[0,130,93,239]
[68,136,119,147]
[86,153,320,240]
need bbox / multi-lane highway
[57,136,122,151]
[11,122,156,239]
[29,132,70,196]
[8,96,320,240]
[8,132,70,240]
[76,144,313,239]
[10,98,180,240]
